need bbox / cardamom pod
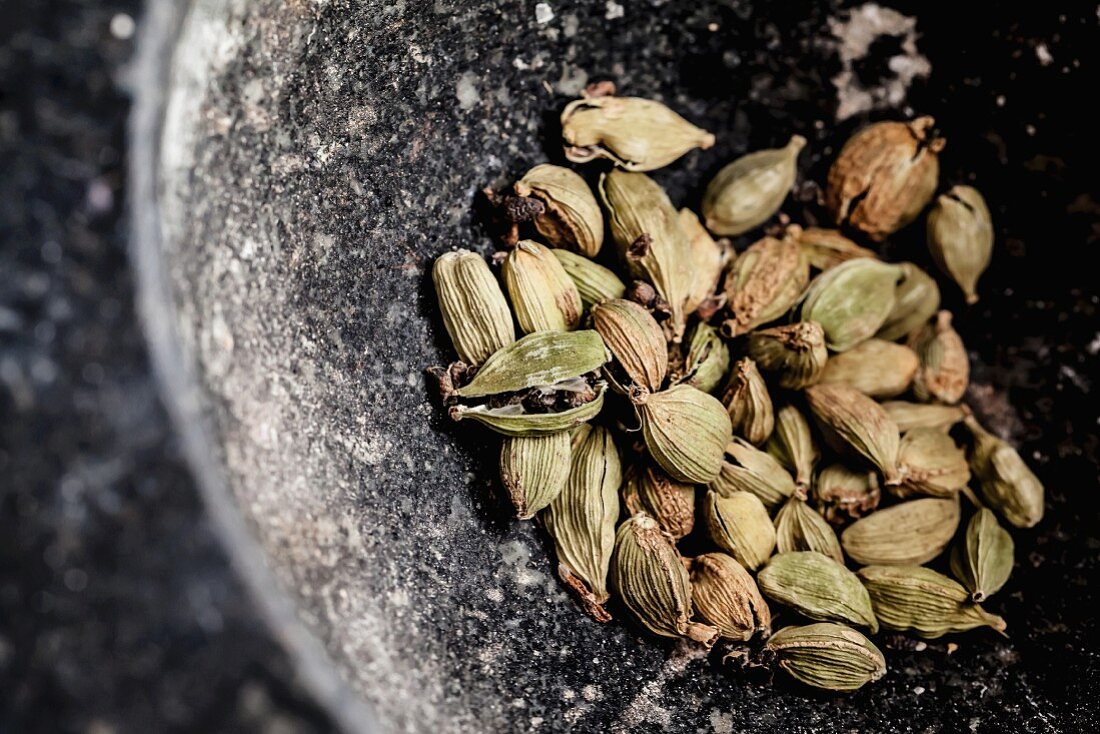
[826,116,945,241]
[514,164,604,256]
[964,414,1045,528]
[950,507,1014,603]
[552,249,626,308]
[703,490,776,571]
[927,185,993,305]
[711,437,797,510]
[774,495,844,563]
[765,403,820,491]
[432,249,515,364]
[599,170,692,339]
[543,424,621,622]
[797,226,877,271]
[894,427,970,498]
[591,298,668,393]
[745,321,828,390]
[800,259,904,353]
[908,310,969,405]
[502,240,583,334]
[679,208,734,315]
[634,384,732,484]
[562,96,715,172]
[876,262,941,342]
[611,514,719,645]
[818,339,919,399]
[858,565,1007,638]
[841,497,959,566]
[812,463,881,526]
[451,382,607,436]
[880,400,965,433]
[758,552,877,632]
[702,135,806,236]
[720,234,809,337]
[689,553,771,641]
[722,358,775,446]
[765,623,886,691]
[454,330,608,399]
[622,463,696,540]
[677,322,730,394]
[499,432,571,519]
[804,384,901,484]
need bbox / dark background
[1,1,1097,733]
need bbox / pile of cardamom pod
[427,89,1045,692]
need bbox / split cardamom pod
[951,507,1014,602]
[711,437,797,510]
[591,298,668,393]
[819,339,919,399]
[720,234,809,337]
[499,432,571,519]
[451,382,607,436]
[689,553,771,641]
[552,249,627,308]
[704,490,776,571]
[679,208,733,315]
[758,552,878,632]
[841,497,960,566]
[880,400,965,433]
[622,463,696,540]
[502,240,583,333]
[908,310,969,405]
[800,259,905,353]
[765,403,820,491]
[964,414,1045,528]
[894,427,970,498]
[796,226,877,271]
[876,262,941,342]
[677,322,730,395]
[543,424,622,622]
[611,514,719,645]
[774,494,844,563]
[453,330,608,399]
[562,96,715,172]
[514,164,604,256]
[702,135,806,236]
[858,565,1007,638]
[634,384,732,484]
[765,623,886,691]
[804,384,901,484]
[745,321,828,390]
[927,185,993,305]
[432,249,515,364]
[826,116,945,241]
[722,358,775,446]
[812,463,881,526]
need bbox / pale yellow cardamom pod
[893,427,970,499]
[679,208,734,315]
[797,226,877,271]
[841,496,959,566]
[591,298,668,393]
[819,338,919,399]
[722,358,775,446]
[880,400,965,433]
[552,249,627,308]
[432,249,515,364]
[502,240,583,334]
[927,185,993,305]
[765,403,820,491]
[711,437,797,510]
[804,383,901,484]
[703,490,776,571]
[702,135,805,236]
[773,495,845,563]
[499,432,571,519]
[634,384,732,484]
[745,322,828,390]
[515,163,604,257]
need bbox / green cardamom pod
[689,552,771,641]
[562,96,715,172]
[927,185,993,305]
[432,249,515,364]
[543,424,621,622]
[502,240,583,334]
[774,494,844,563]
[812,463,881,526]
[858,565,1007,638]
[679,208,734,315]
[804,383,901,484]
[712,437,796,510]
[894,427,970,498]
[800,259,904,353]
[765,623,886,691]
[591,298,668,393]
[720,234,809,337]
[880,400,965,433]
[514,164,604,257]
[722,358,774,446]
[454,330,608,399]
[819,339,919,399]
[841,497,959,566]
[634,384,732,484]
[451,382,607,436]
[745,321,828,390]
[702,135,806,236]
[826,116,945,241]
[964,414,1045,528]
[499,432,571,519]
[950,507,1014,602]
[551,249,626,308]
[876,262,940,342]
[677,322,730,395]
[797,226,877,271]
[765,403,820,491]
[758,552,877,632]
[907,310,969,405]
[599,170,692,339]
[611,514,719,645]
[703,490,776,571]
[622,463,696,540]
